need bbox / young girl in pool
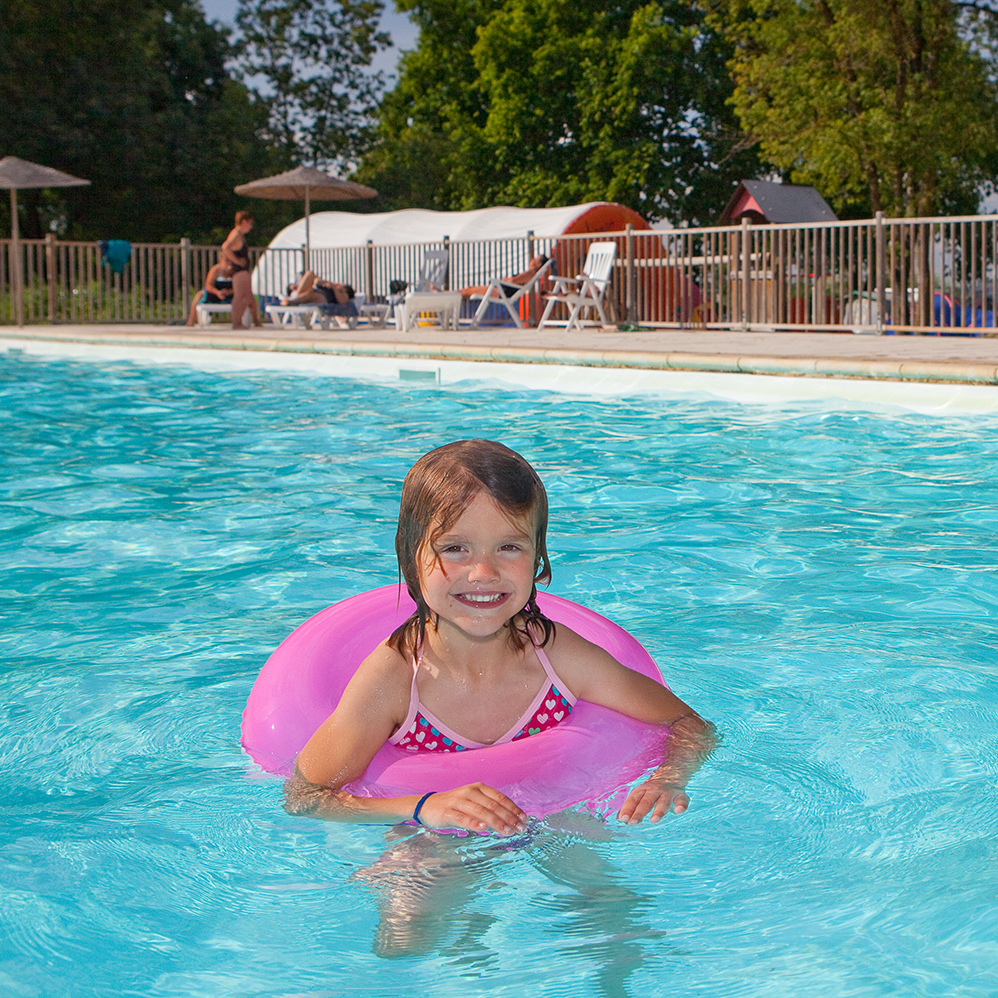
[284,439,714,835]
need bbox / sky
[199,0,419,77]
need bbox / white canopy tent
[252,201,655,301]
[263,202,631,251]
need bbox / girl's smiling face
[417,491,537,641]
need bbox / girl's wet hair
[388,439,554,659]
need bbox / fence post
[816,226,826,328]
[741,216,750,331]
[10,189,24,327]
[625,223,635,324]
[875,211,886,335]
[526,230,536,323]
[180,238,191,323]
[366,239,375,301]
[443,235,450,290]
[45,233,57,323]
[916,221,931,331]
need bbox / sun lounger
[266,300,361,330]
[469,257,554,328]
[195,303,251,326]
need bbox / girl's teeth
[464,593,502,603]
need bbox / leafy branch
[234,0,392,167]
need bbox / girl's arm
[546,626,716,823]
[283,644,527,835]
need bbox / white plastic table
[395,291,463,332]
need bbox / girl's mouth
[453,591,509,607]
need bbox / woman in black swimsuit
[458,255,550,300]
[222,210,262,329]
[184,261,234,326]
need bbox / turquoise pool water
[2,352,997,997]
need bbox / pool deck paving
[5,320,998,385]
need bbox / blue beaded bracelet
[412,791,436,825]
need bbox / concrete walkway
[5,320,998,384]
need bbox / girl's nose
[468,552,500,582]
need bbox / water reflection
[352,814,678,994]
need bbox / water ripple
[2,352,998,996]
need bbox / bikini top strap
[386,654,422,746]
[533,643,578,705]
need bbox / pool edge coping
[4,325,998,386]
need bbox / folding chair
[537,242,616,332]
[469,256,555,328]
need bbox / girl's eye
[500,544,521,552]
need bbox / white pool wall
[4,335,998,416]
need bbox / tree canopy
[0,0,392,243]
[234,0,391,167]
[356,0,759,224]
[706,0,998,217]
[5,0,998,243]
[0,0,288,242]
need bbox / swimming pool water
[2,352,997,997]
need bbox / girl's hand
[616,715,716,825]
[417,783,527,836]
[617,777,690,825]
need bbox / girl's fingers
[462,787,527,834]
[421,784,527,835]
[618,783,690,824]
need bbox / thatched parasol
[0,156,90,326]
[234,166,377,268]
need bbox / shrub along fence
[2,212,995,333]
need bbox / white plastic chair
[393,249,460,331]
[469,256,555,328]
[389,249,449,314]
[537,242,616,332]
[413,249,449,292]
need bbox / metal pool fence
[2,212,995,333]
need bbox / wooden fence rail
[2,212,996,333]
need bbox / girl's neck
[421,616,520,677]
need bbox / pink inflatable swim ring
[242,586,670,818]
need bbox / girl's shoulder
[537,621,622,683]
[336,639,413,728]
[357,638,413,685]
[537,620,595,655]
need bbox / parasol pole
[304,186,311,272]
[10,188,24,328]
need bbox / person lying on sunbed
[280,271,359,328]
[458,255,551,300]
[281,271,356,308]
